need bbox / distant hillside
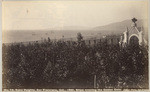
[50,26,91,31]
[3,19,148,43]
[94,19,143,30]
[93,19,148,40]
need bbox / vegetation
[2,38,148,89]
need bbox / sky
[2,0,148,31]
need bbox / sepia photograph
[1,0,149,91]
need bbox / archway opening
[129,36,139,46]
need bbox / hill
[93,19,148,40]
[3,19,148,43]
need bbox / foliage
[2,40,148,89]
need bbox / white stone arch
[128,34,139,44]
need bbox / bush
[2,41,148,89]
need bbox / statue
[131,18,137,27]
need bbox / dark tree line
[2,39,148,89]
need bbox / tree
[48,37,51,42]
[77,32,83,42]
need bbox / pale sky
[2,0,148,31]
